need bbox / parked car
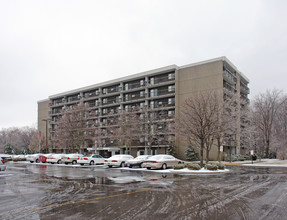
[46,154,66,164]
[0,157,6,171]
[78,154,105,165]
[62,154,83,165]
[104,154,134,168]
[142,154,184,170]
[38,154,53,163]
[126,155,151,168]
[26,154,43,163]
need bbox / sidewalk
[224,159,287,167]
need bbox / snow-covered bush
[186,163,201,170]
[205,163,218,170]
[173,165,185,170]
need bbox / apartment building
[38,56,249,160]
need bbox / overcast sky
[0,0,286,129]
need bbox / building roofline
[49,65,178,99]
[179,56,250,83]
[37,98,50,104]
[48,56,249,99]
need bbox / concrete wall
[37,99,50,151]
[175,60,224,160]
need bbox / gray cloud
[0,0,287,128]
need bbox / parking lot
[1,161,287,220]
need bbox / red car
[38,154,52,163]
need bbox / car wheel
[80,163,84,166]
[90,161,94,165]
[51,162,54,164]
[65,162,68,165]
[30,161,34,163]
[57,160,61,164]
[162,163,167,170]
[139,163,142,168]
[36,159,39,163]
[72,160,77,165]
[120,162,125,167]
[147,167,151,170]
[129,165,132,168]
[108,165,112,168]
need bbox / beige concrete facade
[37,99,50,152]
[38,56,249,160]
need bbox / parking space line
[0,188,151,217]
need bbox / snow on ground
[119,167,229,174]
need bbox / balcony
[149,72,175,86]
[223,70,237,85]
[240,83,250,94]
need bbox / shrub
[173,165,185,170]
[217,162,225,170]
[185,146,199,161]
[186,163,201,170]
[205,163,218,170]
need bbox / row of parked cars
[14,153,184,170]
[0,156,6,171]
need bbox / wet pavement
[1,162,287,220]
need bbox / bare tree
[52,103,92,153]
[213,94,239,161]
[176,91,221,167]
[273,95,287,159]
[251,89,283,158]
[110,109,142,154]
[0,126,39,154]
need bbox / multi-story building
[38,56,249,160]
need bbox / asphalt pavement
[1,161,287,219]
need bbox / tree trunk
[200,139,204,168]
[217,138,221,161]
[266,140,270,158]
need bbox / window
[125,94,129,101]
[168,110,175,116]
[168,98,175,105]
[140,91,145,97]
[150,77,154,85]
[102,88,107,94]
[125,83,129,90]
[168,85,175,92]
[96,100,99,106]
[103,108,107,114]
[168,73,175,80]
[103,98,107,104]
[150,89,158,97]
[140,79,145,86]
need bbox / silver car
[62,154,83,165]
[26,154,43,163]
[104,154,134,168]
[78,154,105,165]
[126,155,151,168]
[142,154,184,170]
[0,157,6,171]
